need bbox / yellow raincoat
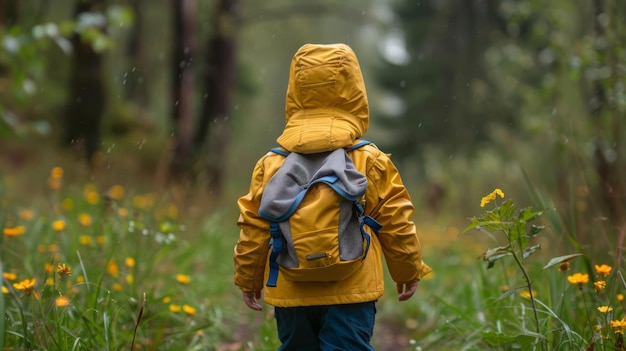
[234,43,431,307]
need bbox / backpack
[258,140,382,287]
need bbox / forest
[1,0,625,350]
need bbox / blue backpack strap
[353,201,382,260]
[349,139,371,151]
[266,222,283,287]
[262,180,321,287]
[270,147,290,157]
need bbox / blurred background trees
[0,0,624,258]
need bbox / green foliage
[0,4,133,138]
[460,188,625,350]
[1,167,230,350]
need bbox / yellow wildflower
[51,166,63,179]
[52,220,66,232]
[57,263,72,281]
[597,306,613,313]
[97,235,105,244]
[162,296,171,303]
[2,286,8,294]
[118,207,129,217]
[83,185,100,204]
[108,185,125,200]
[595,264,612,277]
[567,273,589,291]
[55,295,71,307]
[78,213,92,226]
[13,278,39,299]
[611,319,626,334]
[76,275,85,283]
[79,235,93,245]
[183,304,196,315]
[176,274,191,285]
[3,272,17,281]
[47,177,61,190]
[48,244,58,252]
[44,263,54,274]
[594,280,606,293]
[618,294,624,302]
[133,195,147,209]
[169,304,181,313]
[125,257,135,268]
[519,290,537,299]
[113,283,123,292]
[168,204,178,219]
[107,261,119,277]
[3,225,26,237]
[480,188,505,207]
[86,191,100,204]
[62,198,74,211]
[46,277,54,286]
[18,209,34,220]
[126,274,134,284]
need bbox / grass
[1,162,625,350]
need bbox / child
[234,43,431,350]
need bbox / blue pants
[274,302,376,351]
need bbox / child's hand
[242,290,263,311]
[397,281,419,301]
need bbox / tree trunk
[124,0,147,106]
[590,0,624,263]
[0,0,18,28]
[169,0,197,179]
[195,0,240,198]
[64,0,106,164]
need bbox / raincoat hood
[277,43,370,154]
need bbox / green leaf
[462,218,501,235]
[482,330,516,346]
[523,244,541,260]
[529,224,544,236]
[498,200,516,221]
[493,286,523,303]
[542,253,583,270]
[482,245,511,269]
[518,206,544,223]
[510,220,526,243]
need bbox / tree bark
[590,0,624,227]
[195,0,240,197]
[0,0,18,28]
[64,0,106,164]
[169,0,197,179]
[124,0,147,106]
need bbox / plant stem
[511,251,542,344]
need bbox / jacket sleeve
[366,152,432,284]
[234,159,271,292]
